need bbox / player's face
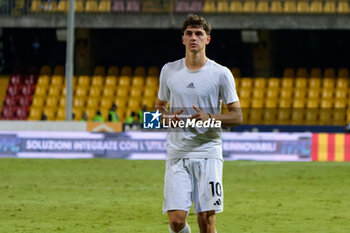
[182,26,211,53]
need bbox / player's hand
[190,105,210,121]
[162,109,184,127]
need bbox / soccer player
[155,15,242,233]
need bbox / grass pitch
[0,159,349,233]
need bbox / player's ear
[206,35,211,45]
[182,35,185,45]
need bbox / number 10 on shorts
[209,181,222,197]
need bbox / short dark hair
[182,15,212,35]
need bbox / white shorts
[162,158,223,214]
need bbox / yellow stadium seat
[243,1,256,13]
[86,98,100,108]
[144,88,157,98]
[118,76,131,87]
[291,108,305,125]
[75,0,84,12]
[277,108,291,125]
[147,66,159,77]
[297,1,309,13]
[31,0,42,13]
[32,97,45,108]
[85,0,98,12]
[202,0,216,13]
[323,77,335,88]
[266,89,279,99]
[34,86,48,97]
[75,86,89,97]
[134,66,146,76]
[145,76,159,86]
[53,65,65,75]
[335,89,347,99]
[234,78,239,88]
[141,97,155,109]
[28,107,43,121]
[46,96,59,108]
[77,75,90,86]
[338,68,349,78]
[321,89,334,99]
[100,98,113,109]
[57,0,68,12]
[51,75,64,86]
[40,66,52,75]
[37,75,50,86]
[93,66,105,76]
[280,88,293,99]
[99,108,109,120]
[89,86,102,97]
[239,88,251,98]
[307,98,319,108]
[297,68,309,77]
[295,77,307,89]
[336,78,348,89]
[338,1,349,13]
[319,100,333,125]
[43,1,57,12]
[91,75,104,86]
[333,109,346,125]
[114,98,127,108]
[320,99,333,108]
[102,87,115,98]
[130,88,142,97]
[279,98,292,108]
[324,1,336,13]
[265,98,278,108]
[294,89,307,99]
[256,1,269,13]
[98,0,111,12]
[56,108,66,121]
[281,77,293,88]
[73,108,84,121]
[263,108,278,125]
[120,66,133,76]
[254,78,266,88]
[324,68,335,78]
[128,98,141,109]
[43,107,56,120]
[270,1,283,13]
[284,1,297,13]
[240,77,253,88]
[310,68,321,78]
[239,98,250,108]
[73,96,86,108]
[48,86,62,96]
[230,1,243,12]
[132,76,145,87]
[267,78,280,88]
[283,68,295,78]
[308,88,320,99]
[105,75,118,87]
[108,66,119,76]
[217,0,229,13]
[59,96,66,107]
[252,88,265,98]
[293,98,305,108]
[309,77,321,88]
[85,108,98,121]
[334,99,346,108]
[116,86,129,97]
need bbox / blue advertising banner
[0,131,312,161]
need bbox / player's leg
[163,159,193,233]
[168,210,191,232]
[197,210,216,233]
[193,158,223,233]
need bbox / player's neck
[185,52,207,72]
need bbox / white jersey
[158,58,239,159]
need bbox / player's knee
[198,211,216,226]
[169,217,186,232]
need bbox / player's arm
[211,101,243,126]
[191,102,242,127]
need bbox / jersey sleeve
[158,65,170,102]
[219,68,239,105]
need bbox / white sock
[169,222,191,233]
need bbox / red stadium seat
[2,106,16,119]
[18,96,32,107]
[16,107,29,120]
[24,75,37,85]
[21,85,35,96]
[10,75,22,85]
[4,96,18,106]
[7,85,20,96]
[126,0,140,12]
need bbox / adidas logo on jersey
[187,82,195,88]
[213,199,222,206]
